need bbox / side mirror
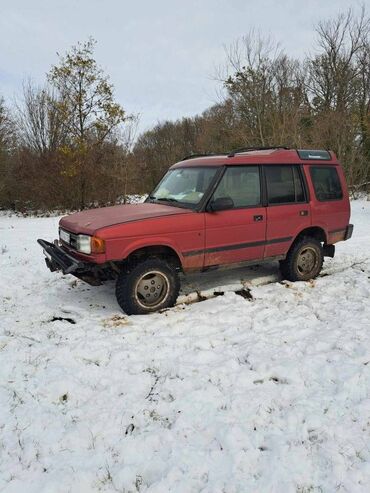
[208,196,234,212]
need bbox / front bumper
[37,239,87,274]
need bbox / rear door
[264,165,311,258]
[204,165,266,267]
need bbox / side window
[310,166,343,201]
[265,165,306,204]
[213,166,261,207]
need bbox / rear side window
[310,166,343,201]
[265,165,306,204]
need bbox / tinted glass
[265,165,305,204]
[213,166,260,207]
[310,166,343,201]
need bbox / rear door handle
[300,210,309,216]
[254,215,263,222]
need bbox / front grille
[69,232,79,250]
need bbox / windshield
[148,167,218,208]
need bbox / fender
[116,236,183,263]
[100,232,180,261]
[288,224,328,249]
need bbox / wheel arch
[123,244,183,271]
[292,226,328,246]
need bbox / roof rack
[181,153,220,161]
[228,146,290,158]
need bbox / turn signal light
[91,236,106,254]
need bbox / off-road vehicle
[38,147,353,315]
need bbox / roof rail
[181,153,220,161]
[228,146,290,158]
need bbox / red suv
[38,147,353,315]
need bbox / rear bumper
[37,239,87,274]
[344,224,353,241]
[328,224,354,245]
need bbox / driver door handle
[254,215,263,222]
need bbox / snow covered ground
[1,200,370,492]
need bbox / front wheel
[280,237,324,281]
[115,258,180,315]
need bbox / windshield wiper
[151,197,179,203]
[147,196,193,209]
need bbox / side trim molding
[182,236,293,257]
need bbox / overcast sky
[0,0,362,133]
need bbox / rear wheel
[280,237,323,281]
[115,258,180,315]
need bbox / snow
[1,200,370,492]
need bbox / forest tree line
[0,8,369,211]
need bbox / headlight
[59,229,105,254]
[77,235,105,254]
[76,234,91,254]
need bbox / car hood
[59,203,189,235]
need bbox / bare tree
[222,31,307,147]
[17,81,68,154]
[307,7,370,112]
[0,97,17,207]
[306,6,370,186]
[100,114,140,203]
[0,97,15,152]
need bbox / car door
[264,164,311,258]
[204,165,266,267]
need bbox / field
[1,200,370,492]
